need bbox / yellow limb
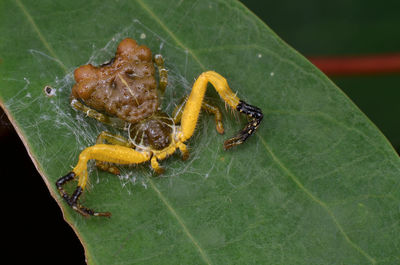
[73,144,150,188]
[173,95,225,134]
[179,71,240,142]
[151,156,164,174]
[95,131,134,174]
[177,142,189,160]
[201,100,225,134]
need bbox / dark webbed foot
[56,172,111,217]
[224,100,263,150]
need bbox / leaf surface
[1,0,399,264]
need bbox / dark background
[242,0,400,153]
[2,0,399,264]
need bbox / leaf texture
[0,0,399,264]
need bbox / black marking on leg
[56,172,76,202]
[56,172,75,187]
[69,186,111,217]
[69,186,83,205]
[236,100,263,120]
[56,172,111,217]
[224,100,263,150]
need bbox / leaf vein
[134,1,213,264]
[135,0,205,70]
[257,134,376,264]
[146,177,213,265]
[14,0,68,73]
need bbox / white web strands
[5,19,223,195]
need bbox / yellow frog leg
[56,144,150,217]
[95,131,133,175]
[179,71,263,149]
[173,95,225,134]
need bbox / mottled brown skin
[72,38,158,124]
[129,113,174,151]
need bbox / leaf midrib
[14,0,68,73]
[257,135,376,264]
[147,177,213,265]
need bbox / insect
[56,38,263,217]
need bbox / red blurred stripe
[308,53,400,76]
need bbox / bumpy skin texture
[129,113,174,151]
[71,38,158,123]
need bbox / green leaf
[242,0,400,152]
[1,0,399,264]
